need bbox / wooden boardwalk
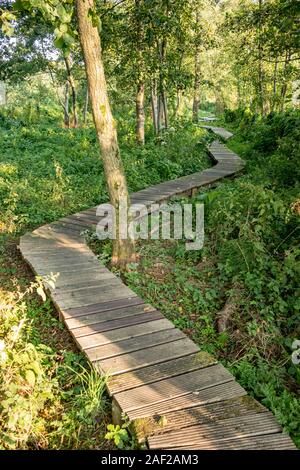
[201,125,234,140]
[19,128,296,450]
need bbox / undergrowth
[0,245,111,449]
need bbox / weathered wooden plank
[20,243,87,256]
[20,236,84,251]
[45,270,115,290]
[37,265,106,279]
[148,413,280,449]
[52,277,124,295]
[34,224,84,238]
[51,219,94,231]
[32,229,83,244]
[126,381,247,420]
[62,296,145,319]
[68,212,99,223]
[114,364,233,413]
[66,303,155,329]
[167,433,296,450]
[45,223,87,236]
[86,328,185,362]
[96,337,199,376]
[54,281,133,299]
[49,223,86,234]
[33,262,102,278]
[55,288,138,310]
[26,254,97,269]
[108,351,217,394]
[131,396,267,442]
[77,318,174,350]
[71,310,163,337]
[202,126,234,140]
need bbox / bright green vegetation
[0,247,111,449]
[0,114,209,236]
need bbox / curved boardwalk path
[19,128,296,450]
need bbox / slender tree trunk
[280,50,291,111]
[271,58,278,112]
[258,57,265,115]
[157,93,164,131]
[215,86,225,115]
[151,81,158,134]
[83,85,89,125]
[64,81,70,128]
[136,81,145,145]
[157,39,168,131]
[135,0,145,145]
[175,87,182,119]
[162,89,168,129]
[192,7,201,122]
[76,0,136,268]
[237,79,241,108]
[192,46,201,122]
[64,54,78,128]
[257,0,266,115]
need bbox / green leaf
[59,23,68,33]
[37,286,46,302]
[25,369,36,387]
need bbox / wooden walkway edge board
[18,127,296,450]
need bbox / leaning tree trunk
[64,54,78,128]
[76,0,136,268]
[136,81,145,145]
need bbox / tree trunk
[157,39,168,131]
[175,87,182,119]
[192,45,201,122]
[64,54,78,128]
[271,58,278,112]
[279,50,291,112]
[192,7,201,122]
[151,82,158,134]
[257,0,266,115]
[83,85,89,125]
[161,89,168,129]
[64,81,70,128]
[136,81,145,145]
[135,0,145,145]
[76,0,136,268]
